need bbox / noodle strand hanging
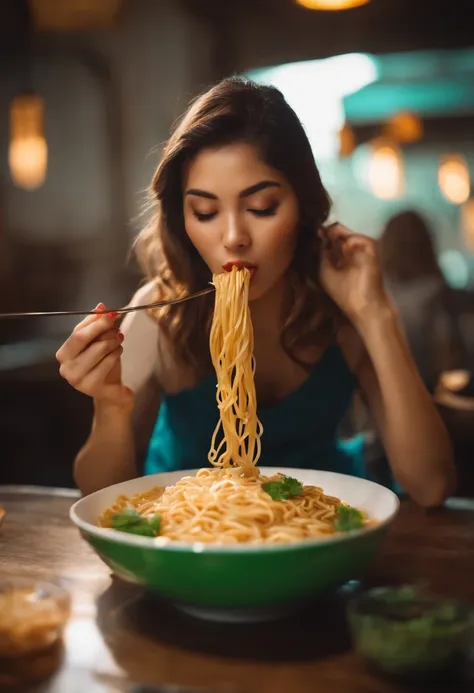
[208,267,262,476]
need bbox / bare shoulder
[121,281,160,340]
[126,280,157,308]
[120,281,196,394]
[120,281,161,391]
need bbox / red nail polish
[108,312,118,320]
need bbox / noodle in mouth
[98,267,370,544]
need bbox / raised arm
[320,224,456,507]
[56,282,162,494]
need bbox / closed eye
[193,203,279,222]
[248,203,279,217]
[193,211,217,222]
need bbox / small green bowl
[70,468,399,622]
[347,585,474,681]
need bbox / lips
[222,261,257,276]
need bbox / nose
[222,212,251,252]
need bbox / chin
[252,266,291,300]
[248,278,273,302]
[248,289,262,302]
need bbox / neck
[249,277,288,348]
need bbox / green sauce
[348,586,472,680]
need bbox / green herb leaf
[334,504,365,532]
[115,523,156,537]
[283,476,304,496]
[262,476,304,501]
[261,481,288,500]
[110,510,161,537]
[111,508,142,528]
[147,514,161,533]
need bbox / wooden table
[1,487,474,693]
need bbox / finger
[320,247,342,274]
[318,224,348,268]
[320,236,345,268]
[343,234,376,255]
[94,327,122,343]
[332,229,374,266]
[75,303,108,330]
[320,222,349,243]
[59,339,122,386]
[57,311,119,363]
[79,347,123,395]
[56,303,107,363]
[75,309,119,337]
[339,236,376,268]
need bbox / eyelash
[193,211,216,222]
[193,203,279,222]
[252,203,279,217]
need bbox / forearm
[356,305,456,507]
[74,401,137,495]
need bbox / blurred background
[1,0,474,492]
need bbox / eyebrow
[185,180,281,200]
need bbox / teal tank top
[144,345,367,478]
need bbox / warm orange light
[461,197,474,252]
[30,0,123,30]
[438,154,470,205]
[339,123,356,158]
[296,0,370,10]
[385,111,423,143]
[9,94,48,190]
[367,139,404,200]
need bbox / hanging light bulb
[385,111,423,143]
[296,0,370,9]
[461,197,474,252]
[438,154,470,205]
[366,138,404,200]
[9,94,48,190]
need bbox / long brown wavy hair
[134,77,340,376]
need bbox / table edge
[0,485,81,498]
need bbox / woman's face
[183,142,300,300]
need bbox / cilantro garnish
[334,504,365,532]
[261,476,304,501]
[110,509,161,537]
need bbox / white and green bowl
[70,468,399,622]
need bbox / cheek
[263,217,298,265]
[184,218,222,274]
[185,219,210,256]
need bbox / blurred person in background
[379,210,468,394]
[363,209,474,495]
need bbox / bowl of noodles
[70,267,398,621]
[70,466,398,621]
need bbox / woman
[379,210,467,393]
[56,78,455,505]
